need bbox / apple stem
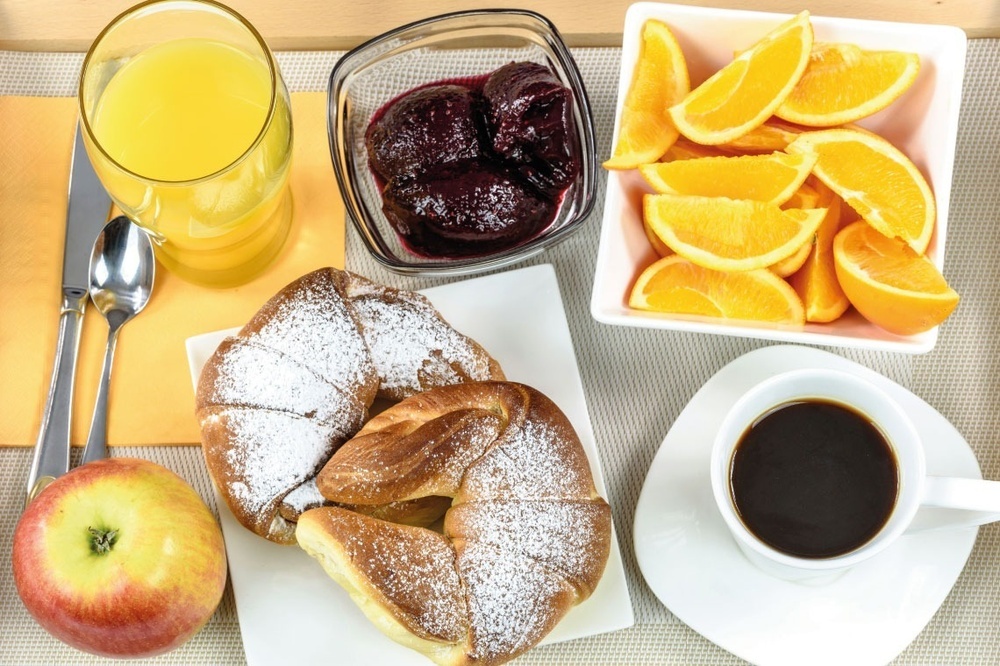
[88,526,119,554]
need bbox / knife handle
[26,289,88,506]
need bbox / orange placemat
[0,92,346,446]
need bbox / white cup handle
[906,476,1000,533]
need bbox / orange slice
[770,239,812,278]
[788,181,849,322]
[604,20,690,169]
[787,128,936,254]
[776,43,920,127]
[643,215,674,257]
[644,194,826,272]
[629,255,805,325]
[833,221,958,335]
[781,181,820,210]
[668,11,813,145]
[721,118,804,152]
[660,140,726,162]
[771,179,824,276]
[638,151,816,205]
[840,199,862,225]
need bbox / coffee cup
[710,368,1000,582]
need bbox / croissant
[297,381,612,666]
[195,268,504,544]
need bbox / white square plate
[591,2,967,354]
[186,264,633,665]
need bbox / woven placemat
[2,44,998,664]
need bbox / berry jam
[365,62,581,259]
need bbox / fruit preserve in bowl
[328,9,597,276]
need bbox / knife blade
[26,122,112,504]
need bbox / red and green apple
[12,457,228,658]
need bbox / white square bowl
[591,2,967,354]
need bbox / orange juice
[85,35,293,287]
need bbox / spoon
[81,215,155,465]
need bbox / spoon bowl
[81,215,155,464]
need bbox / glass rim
[78,0,281,186]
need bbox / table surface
[2,6,1000,666]
[1,0,999,50]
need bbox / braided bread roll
[195,268,504,544]
[297,382,612,665]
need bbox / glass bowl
[327,9,597,276]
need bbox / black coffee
[730,400,898,559]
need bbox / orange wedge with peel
[629,254,805,325]
[787,128,936,254]
[660,140,726,162]
[840,201,863,226]
[644,194,826,272]
[770,239,813,278]
[833,221,958,335]
[668,11,813,145]
[604,20,690,169]
[776,43,920,127]
[643,215,674,258]
[781,181,820,210]
[721,118,804,152]
[638,151,816,205]
[788,180,850,322]
[771,179,826,277]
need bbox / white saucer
[634,345,980,666]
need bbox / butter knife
[26,123,112,504]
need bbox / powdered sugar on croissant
[298,382,612,665]
[195,268,504,544]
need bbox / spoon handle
[81,325,121,465]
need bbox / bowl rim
[326,8,598,276]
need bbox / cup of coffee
[710,368,1000,582]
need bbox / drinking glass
[79,0,293,288]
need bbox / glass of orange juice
[79,0,293,288]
